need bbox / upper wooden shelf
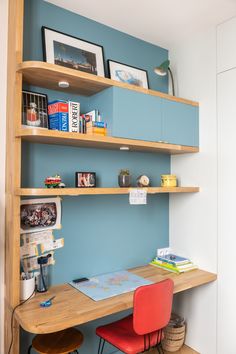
[14,265,216,334]
[18,61,199,106]
[17,128,199,154]
[16,187,199,196]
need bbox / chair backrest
[133,278,174,335]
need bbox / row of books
[150,253,198,274]
[48,100,107,136]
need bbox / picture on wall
[108,60,149,89]
[22,90,48,128]
[20,197,61,233]
[42,26,105,77]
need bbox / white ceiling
[45,0,236,48]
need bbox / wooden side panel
[5,0,24,353]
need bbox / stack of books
[48,100,80,133]
[80,109,107,135]
[150,253,198,274]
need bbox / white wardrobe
[217,17,236,354]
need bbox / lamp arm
[168,68,175,96]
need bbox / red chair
[96,278,174,354]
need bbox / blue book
[157,254,190,266]
[48,112,68,131]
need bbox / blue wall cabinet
[88,87,199,146]
[111,88,163,142]
[87,87,163,142]
[162,100,199,147]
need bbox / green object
[154,60,170,76]
[119,169,130,175]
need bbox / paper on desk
[21,230,54,245]
[129,189,147,205]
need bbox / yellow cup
[161,174,177,187]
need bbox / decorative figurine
[44,174,65,188]
[118,169,131,187]
[137,175,150,187]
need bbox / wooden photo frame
[42,26,105,77]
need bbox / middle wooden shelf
[16,187,199,196]
[17,128,199,154]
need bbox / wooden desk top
[15,265,216,334]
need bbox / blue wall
[24,0,168,92]
[21,1,170,353]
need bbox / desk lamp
[154,59,175,96]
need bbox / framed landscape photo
[42,26,105,77]
[108,60,149,89]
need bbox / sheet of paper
[40,238,64,253]
[21,230,54,245]
[129,189,147,205]
[157,247,172,257]
[20,243,38,259]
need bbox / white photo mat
[43,27,105,77]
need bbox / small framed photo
[108,60,149,89]
[22,90,48,128]
[20,197,61,233]
[42,26,105,77]
[75,172,96,188]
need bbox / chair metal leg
[100,339,105,354]
[27,345,32,354]
[97,338,105,354]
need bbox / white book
[68,101,80,132]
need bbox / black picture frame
[22,90,48,128]
[108,59,149,89]
[75,172,96,188]
[42,26,105,77]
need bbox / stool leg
[97,338,105,354]
[27,345,32,354]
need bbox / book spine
[87,121,107,128]
[68,101,80,133]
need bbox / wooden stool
[28,327,84,354]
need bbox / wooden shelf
[152,344,199,354]
[17,128,199,154]
[16,187,199,196]
[18,61,199,106]
[14,265,216,334]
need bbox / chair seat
[96,314,163,354]
[32,327,83,354]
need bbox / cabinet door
[112,88,162,142]
[162,100,199,146]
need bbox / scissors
[40,296,56,307]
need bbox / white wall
[0,0,8,352]
[217,17,236,354]
[169,27,218,354]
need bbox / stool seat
[32,327,84,354]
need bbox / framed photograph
[42,26,105,77]
[75,172,96,188]
[20,197,61,234]
[108,60,149,89]
[22,90,48,128]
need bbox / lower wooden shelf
[148,344,199,354]
[16,187,199,196]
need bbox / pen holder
[20,276,35,301]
